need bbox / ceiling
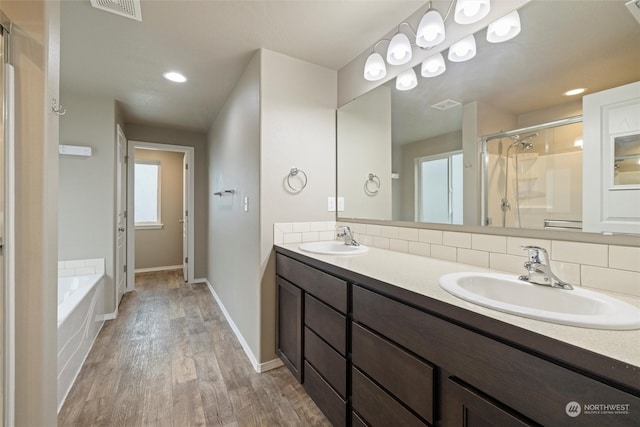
[386,0,640,145]
[60,0,425,133]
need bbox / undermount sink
[299,241,369,255]
[439,272,640,330]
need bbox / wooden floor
[58,270,330,427]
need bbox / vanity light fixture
[487,10,521,43]
[163,71,187,83]
[396,68,418,91]
[455,0,491,25]
[387,32,413,65]
[364,51,387,81]
[416,7,446,48]
[421,52,446,77]
[448,34,477,62]
[564,88,586,96]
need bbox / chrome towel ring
[364,173,380,195]
[286,168,308,193]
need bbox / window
[135,160,162,228]
[416,151,463,224]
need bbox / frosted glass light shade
[448,35,477,62]
[487,10,521,43]
[387,33,413,65]
[416,9,446,48]
[364,52,387,81]
[421,53,446,77]
[455,0,491,24]
[396,68,417,91]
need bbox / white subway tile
[373,236,390,249]
[549,261,580,285]
[389,239,409,253]
[309,222,327,232]
[408,242,430,257]
[292,223,311,233]
[366,224,382,236]
[351,223,367,234]
[443,231,471,249]
[472,234,506,254]
[302,231,319,242]
[58,269,75,278]
[275,222,293,233]
[75,267,97,276]
[379,226,399,239]
[506,236,552,257]
[431,245,457,262]
[609,245,640,272]
[551,241,608,267]
[457,248,490,268]
[274,227,284,244]
[318,231,335,241]
[419,229,443,245]
[581,266,640,297]
[398,227,420,242]
[359,234,374,246]
[64,259,87,269]
[283,233,302,244]
[490,253,528,275]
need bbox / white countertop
[277,243,640,368]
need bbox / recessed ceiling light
[563,88,586,96]
[163,71,187,83]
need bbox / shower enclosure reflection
[483,118,583,230]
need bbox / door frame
[126,141,195,291]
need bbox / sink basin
[299,241,369,255]
[439,272,640,330]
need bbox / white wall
[58,92,117,314]
[337,85,391,220]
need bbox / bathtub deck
[58,269,329,426]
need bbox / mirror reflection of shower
[483,116,584,231]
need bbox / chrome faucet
[519,246,573,290]
[337,225,360,246]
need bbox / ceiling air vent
[90,0,142,21]
[431,99,461,111]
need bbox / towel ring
[364,173,380,195]
[286,168,308,193]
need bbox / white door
[583,82,640,234]
[116,124,127,305]
[182,154,189,282]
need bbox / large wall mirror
[337,0,640,235]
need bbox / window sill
[135,223,164,230]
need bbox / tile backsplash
[58,258,105,277]
[274,221,640,298]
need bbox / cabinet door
[442,377,538,427]
[276,277,303,382]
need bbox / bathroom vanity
[275,244,640,427]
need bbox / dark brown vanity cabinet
[276,254,349,426]
[276,248,640,427]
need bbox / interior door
[182,154,189,282]
[116,124,127,305]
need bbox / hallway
[58,270,330,426]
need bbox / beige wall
[338,85,392,220]
[134,149,184,270]
[259,49,337,362]
[3,0,60,424]
[58,92,117,314]
[126,124,208,279]
[208,51,262,364]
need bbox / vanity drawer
[276,254,347,313]
[304,361,347,427]
[352,367,427,427]
[304,294,347,355]
[304,327,346,397]
[352,323,434,424]
[352,285,640,426]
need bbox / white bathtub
[57,273,105,412]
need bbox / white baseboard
[96,311,117,321]
[201,278,283,373]
[134,265,183,273]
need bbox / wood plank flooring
[58,270,331,427]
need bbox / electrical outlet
[328,197,336,212]
[337,197,344,212]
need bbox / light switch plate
[328,197,336,212]
[337,197,344,212]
